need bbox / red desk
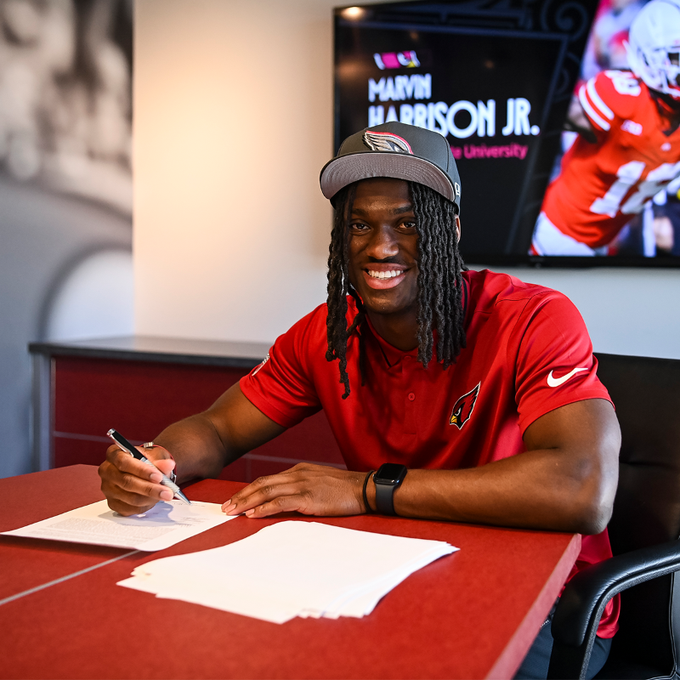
[0,466,580,679]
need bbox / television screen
[334,0,680,267]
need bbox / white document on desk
[118,520,458,623]
[1,499,234,551]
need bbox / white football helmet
[626,0,680,99]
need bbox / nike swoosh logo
[547,367,589,387]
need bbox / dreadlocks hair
[325,180,467,399]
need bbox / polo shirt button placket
[402,353,417,435]
[405,390,416,434]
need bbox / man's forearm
[382,450,615,535]
[152,383,287,484]
[153,413,233,483]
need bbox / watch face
[375,463,407,485]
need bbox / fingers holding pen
[99,444,174,515]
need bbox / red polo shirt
[240,269,619,636]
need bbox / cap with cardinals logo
[319,122,462,212]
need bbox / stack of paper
[118,520,458,623]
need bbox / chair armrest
[553,538,680,646]
[548,538,680,679]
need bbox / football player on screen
[531,0,680,256]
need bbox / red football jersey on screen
[542,70,680,248]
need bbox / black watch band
[373,463,408,515]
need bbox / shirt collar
[364,314,419,368]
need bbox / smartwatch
[373,463,408,515]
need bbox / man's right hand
[99,444,176,516]
[98,383,286,516]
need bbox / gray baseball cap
[320,122,461,210]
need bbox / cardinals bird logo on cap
[363,131,413,154]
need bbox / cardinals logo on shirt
[449,382,480,430]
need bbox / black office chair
[548,353,680,679]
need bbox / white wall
[135,0,680,360]
[135,0,336,344]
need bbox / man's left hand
[222,463,368,518]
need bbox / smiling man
[99,122,621,678]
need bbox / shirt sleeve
[512,290,613,435]
[578,70,640,133]
[239,305,326,428]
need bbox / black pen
[106,429,191,505]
